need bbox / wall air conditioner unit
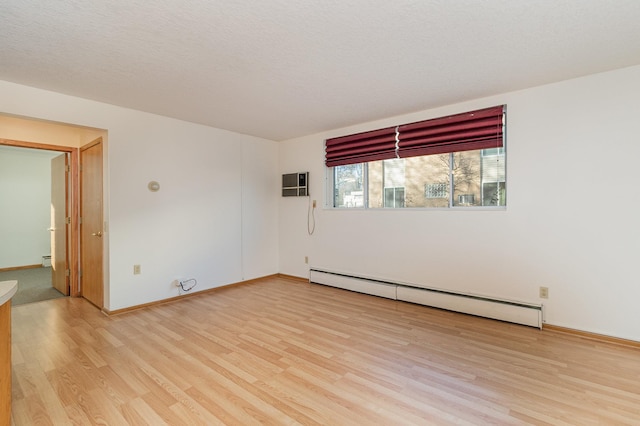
[282,172,309,197]
[458,194,475,205]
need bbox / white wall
[279,65,640,342]
[0,80,280,310]
[242,139,279,280]
[0,146,59,268]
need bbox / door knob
[91,231,103,237]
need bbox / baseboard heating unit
[309,268,542,329]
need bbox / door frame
[0,138,80,296]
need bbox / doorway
[0,143,74,304]
[0,115,107,309]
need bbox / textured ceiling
[1,1,640,141]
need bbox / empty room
[1,1,640,425]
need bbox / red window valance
[325,105,505,167]
[325,126,397,168]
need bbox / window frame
[327,147,506,210]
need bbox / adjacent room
[1,1,640,424]
[0,144,68,305]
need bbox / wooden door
[51,153,69,295]
[0,297,11,425]
[80,139,103,308]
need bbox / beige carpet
[0,267,66,306]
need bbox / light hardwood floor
[11,275,640,425]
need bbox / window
[482,182,506,206]
[328,106,506,209]
[333,163,365,208]
[384,187,405,208]
[482,147,504,156]
[425,183,448,199]
[382,159,405,208]
[333,150,505,208]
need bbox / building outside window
[332,148,505,208]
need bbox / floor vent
[309,268,542,328]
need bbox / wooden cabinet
[0,280,17,426]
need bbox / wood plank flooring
[11,275,640,425]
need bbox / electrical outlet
[304,256,309,264]
[133,264,141,275]
[539,286,549,299]
[312,200,317,208]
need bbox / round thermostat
[148,181,160,192]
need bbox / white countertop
[0,280,18,306]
